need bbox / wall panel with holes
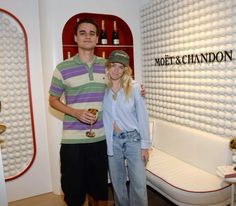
[141,0,236,138]
[0,9,36,181]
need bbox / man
[49,18,108,206]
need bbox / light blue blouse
[103,81,151,156]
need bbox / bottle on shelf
[99,20,108,45]
[67,52,71,59]
[112,20,119,45]
[102,51,106,58]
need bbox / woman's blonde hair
[105,61,133,100]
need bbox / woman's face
[108,62,125,81]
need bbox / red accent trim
[146,169,231,193]
[0,8,36,181]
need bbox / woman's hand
[141,149,149,165]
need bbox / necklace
[111,87,120,100]
[112,93,117,100]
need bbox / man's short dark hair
[74,18,99,36]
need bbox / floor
[9,185,176,206]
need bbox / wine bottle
[102,51,106,58]
[112,21,119,45]
[67,52,71,59]
[99,20,107,45]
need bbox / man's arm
[49,95,96,124]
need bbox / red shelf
[62,13,134,75]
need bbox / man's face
[74,23,98,51]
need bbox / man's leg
[87,141,109,205]
[60,144,87,206]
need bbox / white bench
[146,118,232,206]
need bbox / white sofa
[146,118,232,206]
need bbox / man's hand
[140,84,145,97]
[49,95,97,124]
[73,109,97,124]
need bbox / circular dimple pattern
[141,0,236,138]
[0,11,34,180]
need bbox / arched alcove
[0,9,36,181]
[62,12,135,75]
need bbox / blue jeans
[108,130,148,206]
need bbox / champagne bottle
[67,52,71,59]
[102,51,106,58]
[112,21,119,45]
[99,20,107,45]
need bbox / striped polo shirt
[49,54,106,144]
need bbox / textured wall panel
[140,0,236,138]
[0,9,36,180]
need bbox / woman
[103,50,151,206]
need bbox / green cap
[108,50,129,66]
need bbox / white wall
[0,0,52,202]
[1,0,149,201]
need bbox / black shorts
[60,140,108,206]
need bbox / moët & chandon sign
[155,50,233,66]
